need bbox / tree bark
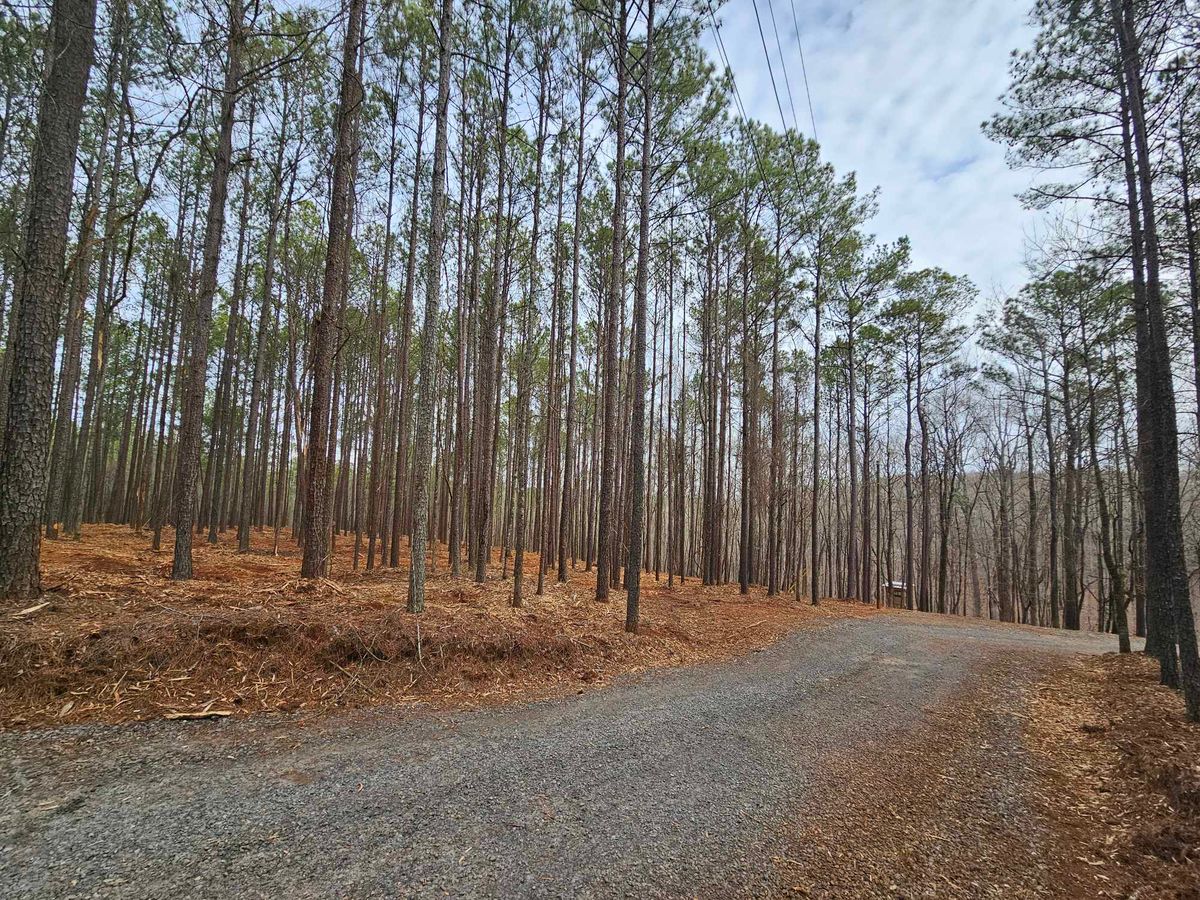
[300,0,364,579]
[596,0,628,601]
[625,0,653,632]
[171,0,244,580]
[407,0,453,612]
[0,0,97,597]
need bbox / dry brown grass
[0,525,876,728]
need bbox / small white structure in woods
[884,581,907,606]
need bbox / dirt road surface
[0,614,1127,898]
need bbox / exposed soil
[0,525,876,729]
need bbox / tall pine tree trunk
[408,0,453,612]
[0,0,97,597]
[1111,0,1200,718]
[300,0,364,578]
[595,0,628,602]
[171,0,244,579]
[625,0,654,632]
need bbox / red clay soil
[0,525,877,729]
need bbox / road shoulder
[1024,653,1200,899]
[771,649,1199,898]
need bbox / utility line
[705,1,772,191]
[749,0,791,138]
[786,0,819,141]
[764,0,802,134]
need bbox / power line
[748,0,791,139]
[749,0,822,240]
[704,1,772,191]
[786,0,819,141]
[763,0,801,134]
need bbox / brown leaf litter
[0,525,878,729]
[771,649,1200,898]
[1024,652,1200,899]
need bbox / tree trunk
[300,0,364,579]
[625,0,654,632]
[408,0,453,612]
[0,0,97,597]
[596,0,628,602]
[1111,0,1200,718]
[171,0,244,580]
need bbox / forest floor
[1022,652,1200,897]
[772,632,1199,899]
[0,524,877,729]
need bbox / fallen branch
[164,699,233,720]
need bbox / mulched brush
[1024,652,1200,899]
[0,524,877,729]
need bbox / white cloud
[704,0,1039,298]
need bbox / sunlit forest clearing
[2,0,1200,895]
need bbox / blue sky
[703,0,1039,300]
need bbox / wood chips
[1024,652,1200,898]
[0,525,877,729]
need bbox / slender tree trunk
[596,0,628,602]
[512,31,548,610]
[408,0,453,612]
[625,0,654,632]
[558,40,589,582]
[171,0,243,580]
[238,108,289,551]
[470,20,512,582]
[810,258,822,605]
[301,0,364,578]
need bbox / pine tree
[0,0,98,597]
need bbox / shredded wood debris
[1024,653,1200,899]
[773,654,1062,898]
[0,525,877,729]
[772,651,1200,898]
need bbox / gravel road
[0,613,1125,899]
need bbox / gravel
[0,614,1125,899]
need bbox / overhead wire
[749,0,791,138]
[786,0,819,141]
[704,1,772,193]
[763,0,802,134]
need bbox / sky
[704,0,1040,301]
